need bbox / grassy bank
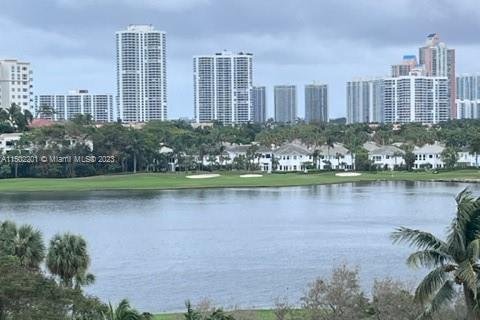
[0,169,479,192]
[154,309,293,320]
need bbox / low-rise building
[317,143,354,170]
[413,143,445,169]
[0,133,24,153]
[274,143,312,172]
[368,145,405,170]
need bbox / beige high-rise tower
[419,33,456,119]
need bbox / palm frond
[391,227,447,251]
[456,260,478,298]
[419,280,456,319]
[407,250,451,268]
[467,239,480,262]
[414,266,450,304]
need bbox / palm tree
[184,300,201,320]
[103,299,151,320]
[391,189,480,320]
[46,233,93,289]
[0,221,45,270]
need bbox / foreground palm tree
[46,233,93,289]
[392,189,480,320]
[103,299,151,320]
[0,220,45,270]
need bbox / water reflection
[0,181,478,312]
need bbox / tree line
[2,103,480,178]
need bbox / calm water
[0,181,476,312]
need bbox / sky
[2,0,480,120]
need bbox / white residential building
[413,143,445,169]
[346,78,383,124]
[116,25,167,122]
[274,143,312,172]
[317,143,354,170]
[456,74,480,119]
[368,145,405,170]
[35,90,114,122]
[0,133,24,153]
[193,51,253,125]
[383,75,449,124]
[0,60,33,112]
[457,147,479,167]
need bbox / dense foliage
[3,109,480,178]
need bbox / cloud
[55,0,211,11]
[2,0,480,119]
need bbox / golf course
[0,169,479,192]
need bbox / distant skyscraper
[274,85,296,123]
[383,75,449,124]
[456,74,480,119]
[391,55,417,77]
[346,79,383,124]
[193,51,253,125]
[35,90,114,122]
[419,33,456,118]
[0,59,33,112]
[116,25,167,122]
[305,84,328,123]
[251,86,266,123]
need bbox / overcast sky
[1,0,480,119]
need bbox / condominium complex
[419,33,456,118]
[0,59,33,112]
[456,74,480,119]
[346,79,384,124]
[251,86,266,123]
[193,51,253,125]
[383,75,449,124]
[116,25,167,123]
[274,85,296,123]
[305,84,328,123]
[35,90,114,122]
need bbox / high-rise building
[0,59,33,112]
[456,74,480,119]
[116,25,167,123]
[193,51,253,125]
[274,85,296,123]
[305,84,328,123]
[35,90,114,122]
[391,55,417,77]
[346,79,383,124]
[419,33,456,118]
[383,75,449,124]
[251,86,266,123]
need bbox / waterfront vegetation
[2,188,480,319]
[0,169,479,192]
[3,105,480,178]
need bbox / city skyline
[2,1,480,120]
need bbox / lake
[0,181,475,312]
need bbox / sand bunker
[335,172,362,177]
[186,174,221,179]
[239,174,263,178]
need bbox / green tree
[403,150,416,171]
[0,221,45,270]
[103,299,151,320]
[391,189,480,319]
[442,147,459,169]
[46,233,94,289]
[184,300,201,320]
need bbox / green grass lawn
[0,169,479,192]
[154,309,299,320]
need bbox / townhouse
[368,145,405,170]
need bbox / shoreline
[0,170,479,193]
